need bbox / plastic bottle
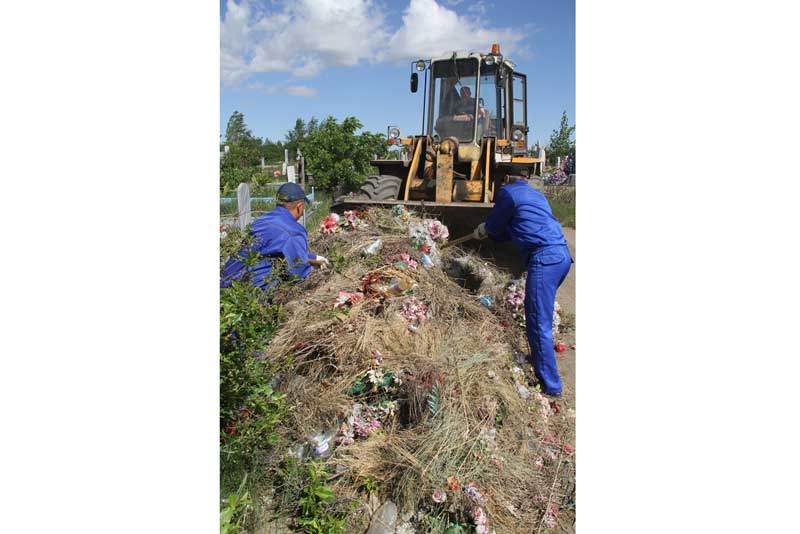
[363,239,382,255]
[478,295,494,308]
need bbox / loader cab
[429,57,481,144]
[425,50,528,154]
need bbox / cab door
[510,72,528,154]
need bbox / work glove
[473,223,488,241]
[313,255,331,270]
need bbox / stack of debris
[264,207,574,533]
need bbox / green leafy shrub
[295,462,347,534]
[300,116,388,191]
[220,232,291,494]
[220,474,253,534]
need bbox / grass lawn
[545,185,576,228]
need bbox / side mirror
[410,72,418,93]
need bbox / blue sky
[220,0,574,149]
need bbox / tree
[300,116,389,191]
[284,118,305,161]
[220,111,263,193]
[225,111,253,144]
[261,138,284,164]
[547,111,575,162]
[284,117,321,161]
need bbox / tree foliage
[284,117,320,161]
[220,111,286,193]
[225,111,252,144]
[300,116,388,191]
[548,110,576,160]
[219,111,387,193]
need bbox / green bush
[296,462,348,534]
[220,232,289,494]
[300,116,388,191]
[220,474,253,534]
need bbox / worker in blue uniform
[473,174,573,397]
[221,182,329,290]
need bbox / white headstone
[282,162,287,175]
[236,183,251,229]
[287,165,296,183]
[538,146,546,175]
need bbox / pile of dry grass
[264,207,574,533]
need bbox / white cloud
[246,81,317,97]
[385,0,523,61]
[285,85,317,97]
[221,0,527,85]
[221,0,389,85]
[467,0,489,17]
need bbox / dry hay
[264,207,575,533]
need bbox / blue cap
[276,182,310,204]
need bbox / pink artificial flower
[391,253,418,269]
[320,213,341,234]
[333,291,365,309]
[563,443,575,454]
[472,506,487,525]
[342,210,363,229]
[400,297,429,323]
[543,504,559,529]
[424,219,450,242]
[353,416,381,438]
[431,488,447,504]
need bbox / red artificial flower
[447,475,461,492]
[555,343,567,353]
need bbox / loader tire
[358,175,402,200]
[359,176,382,195]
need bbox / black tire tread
[359,175,402,200]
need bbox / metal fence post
[236,182,251,229]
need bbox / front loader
[333,43,543,235]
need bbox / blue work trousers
[524,245,573,395]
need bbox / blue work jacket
[221,206,317,289]
[485,180,567,264]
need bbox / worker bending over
[221,182,329,289]
[474,175,573,397]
